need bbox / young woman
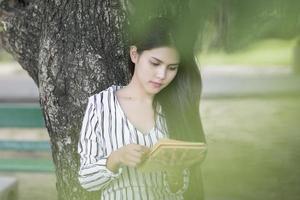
[78,17,206,200]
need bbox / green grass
[198,38,298,67]
[0,172,57,200]
[1,97,299,200]
[201,97,300,200]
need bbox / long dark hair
[128,17,206,199]
[128,17,205,143]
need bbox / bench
[0,103,44,128]
[0,103,54,172]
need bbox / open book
[138,138,207,172]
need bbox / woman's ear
[130,45,138,63]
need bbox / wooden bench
[0,103,44,128]
[0,103,54,172]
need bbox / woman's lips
[150,81,162,88]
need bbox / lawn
[201,96,300,200]
[0,172,57,200]
[1,96,299,200]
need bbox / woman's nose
[156,68,167,80]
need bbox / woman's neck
[122,78,154,105]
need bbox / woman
[78,17,206,199]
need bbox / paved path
[201,66,300,98]
[0,74,38,103]
[1,63,300,102]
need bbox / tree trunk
[1,1,130,199]
[0,0,204,199]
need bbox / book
[138,138,207,172]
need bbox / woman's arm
[78,96,122,192]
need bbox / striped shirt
[78,85,190,200]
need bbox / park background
[0,0,300,200]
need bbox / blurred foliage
[203,0,300,52]
[1,0,298,63]
[129,0,299,54]
[127,0,218,53]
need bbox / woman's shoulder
[87,84,124,102]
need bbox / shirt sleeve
[78,96,122,191]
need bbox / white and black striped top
[78,85,190,200]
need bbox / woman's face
[130,46,180,95]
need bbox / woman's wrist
[107,150,121,173]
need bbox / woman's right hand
[107,144,150,172]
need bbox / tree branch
[0,0,42,85]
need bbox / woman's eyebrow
[151,57,179,66]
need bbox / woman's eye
[169,67,178,71]
[150,61,160,66]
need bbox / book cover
[138,139,207,172]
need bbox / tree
[0,0,214,199]
[207,0,300,52]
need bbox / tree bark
[0,0,204,199]
[1,1,130,199]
